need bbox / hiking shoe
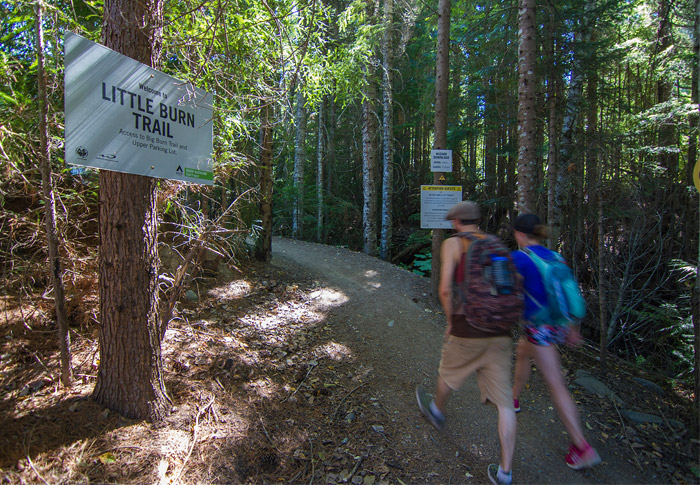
[487,464,512,485]
[415,386,445,431]
[513,399,520,413]
[565,443,601,470]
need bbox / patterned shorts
[523,323,569,346]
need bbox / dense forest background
[1,0,698,415]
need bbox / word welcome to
[102,82,196,138]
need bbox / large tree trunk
[380,0,394,261]
[36,2,72,387]
[516,0,537,214]
[430,0,450,298]
[92,0,170,422]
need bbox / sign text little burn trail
[65,32,214,185]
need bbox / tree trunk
[546,17,562,231]
[35,1,72,387]
[380,0,394,261]
[293,88,307,239]
[362,58,379,256]
[327,93,336,232]
[694,0,700,425]
[93,0,170,422]
[256,101,273,262]
[317,97,325,242]
[516,0,537,214]
[430,0,450,298]
[552,22,585,252]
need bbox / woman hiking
[510,213,601,470]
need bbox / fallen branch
[170,395,214,484]
[612,402,642,469]
[332,383,366,422]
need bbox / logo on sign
[97,153,118,162]
[75,146,88,159]
[176,165,183,176]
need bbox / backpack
[453,232,523,334]
[522,248,586,327]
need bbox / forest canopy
[0,0,698,402]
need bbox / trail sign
[420,185,462,229]
[430,149,452,172]
[64,32,214,185]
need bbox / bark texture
[93,0,170,421]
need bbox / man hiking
[416,200,518,485]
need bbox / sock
[429,400,444,419]
[574,441,590,453]
[497,465,512,484]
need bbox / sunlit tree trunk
[363,55,379,256]
[362,0,380,256]
[516,0,537,214]
[293,88,307,239]
[316,97,325,242]
[430,0,450,297]
[552,14,586,252]
[93,0,170,421]
[380,0,394,261]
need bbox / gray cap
[446,201,480,221]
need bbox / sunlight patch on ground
[316,342,353,361]
[245,378,280,399]
[207,280,253,300]
[308,288,348,306]
[157,429,191,455]
[363,270,381,289]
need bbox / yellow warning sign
[694,159,700,194]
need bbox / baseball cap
[446,201,480,221]
[513,213,541,235]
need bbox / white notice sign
[420,185,463,229]
[64,32,214,185]
[430,149,452,172]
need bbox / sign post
[64,32,214,185]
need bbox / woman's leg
[531,344,586,448]
[512,337,534,400]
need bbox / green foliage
[409,251,432,277]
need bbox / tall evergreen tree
[93,0,171,421]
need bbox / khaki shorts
[438,335,513,409]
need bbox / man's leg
[496,403,517,473]
[434,375,452,412]
[477,337,515,480]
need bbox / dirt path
[269,237,654,484]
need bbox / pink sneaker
[565,443,601,470]
[513,399,520,413]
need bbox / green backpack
[523,248,586,327]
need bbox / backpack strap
[521,247,546,311]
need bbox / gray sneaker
[415,386,445,431]
[487,464,512,485]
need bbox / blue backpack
[523,248,586,326]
